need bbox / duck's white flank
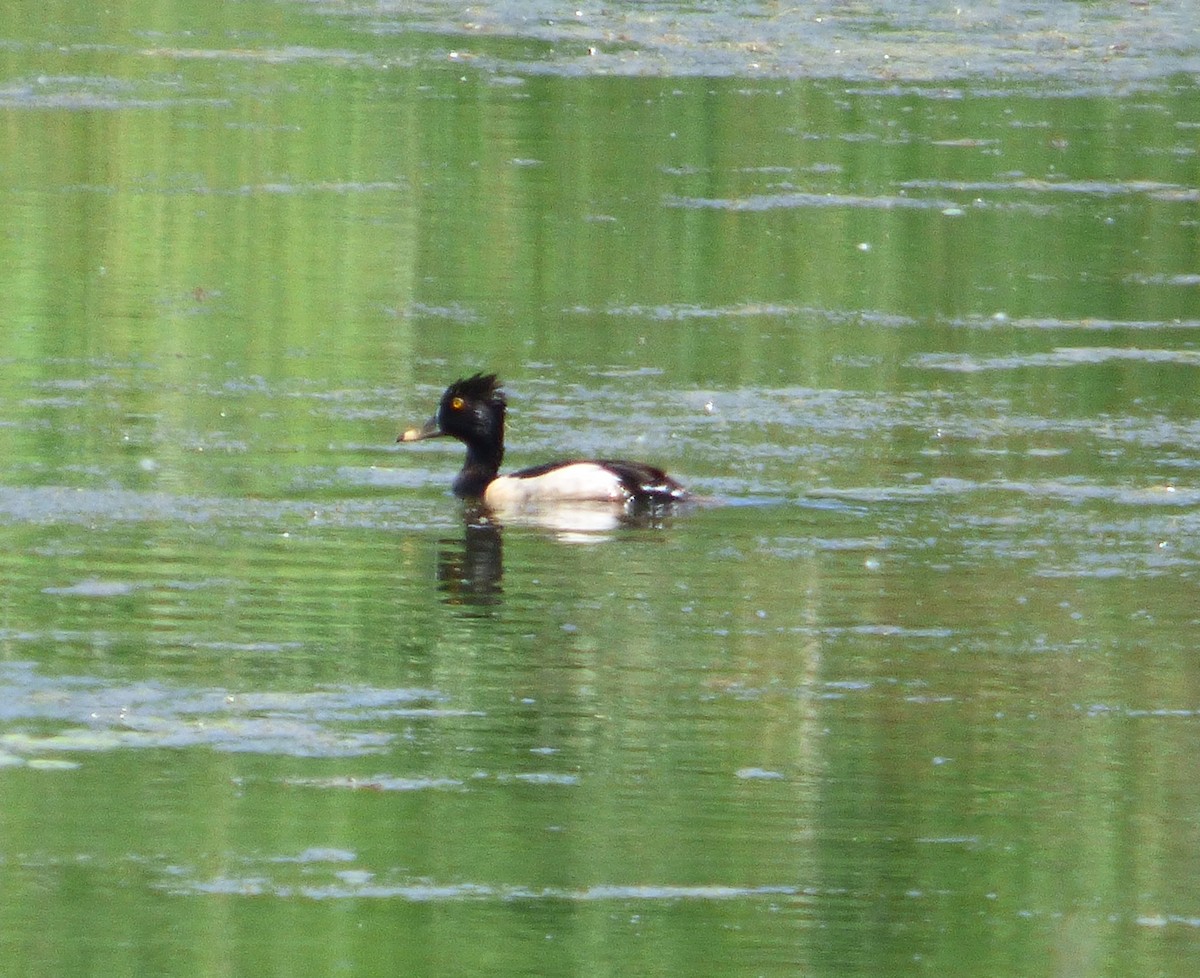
[483,463,627,506]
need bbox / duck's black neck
[452,440,504,498]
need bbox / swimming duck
[399,373,688,508]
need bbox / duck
[399,373,688,509]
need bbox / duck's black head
[399,373,507,496]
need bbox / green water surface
[2,2,1200,976]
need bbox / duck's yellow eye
[450,396,465,411]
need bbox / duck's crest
[449,372,505,406]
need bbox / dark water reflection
[435,499,707,613]
[437,519,504,610]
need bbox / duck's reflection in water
[434,500,686,610]
[436,516,504,610]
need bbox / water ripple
[0,663,454,763]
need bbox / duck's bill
[398,416,445,443]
